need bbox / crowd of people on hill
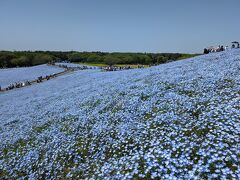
[1,74,58,91]
[231,43,240,49]
[0,62,96,92]
[101,65,145,71]
[3,81,31,91]
[48,62,95,71]
[204,42,239,54]
[36,75,54,83]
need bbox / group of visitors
[36,75,53,83]
[0,74,57,92]
[231,42,240,49]
[0,62,96,92]
[204,45,225,54]
[204,41,239,54]
[102,65,144,72]
[49,62,96,71]
[3,81,31,91]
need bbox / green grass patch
[76,62,107,67]
[216,79,235,89]
[33,121,52,133]
[178,89,197,97]
[76,62,149,68]
[0,138,35,160]
[177,54,199,60]
[183,127,210,138]
[140,93,151,101]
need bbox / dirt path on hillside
[0,64,89,93]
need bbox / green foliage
[86,54,103,63]
[177,54,197,60]
[68,52,87,62]
[143,55,152,64]
[32,54,53,66]
[0,50,198,68]
[0,52,17,67]
[104,55,121,66]
[156,55,168,63]
[10,56,31,67]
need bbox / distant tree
[143,55,152,64]
[68,52,83,62]
[87,54,102,63]
[117,55,132,64]
[68,52,92,62]
[32,54,53,65]
[10,56,30,67]
[0,52,17,67]
[104,55,120,66]
[156,56,168,64]
[0,51,198,68]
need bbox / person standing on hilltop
[220,46,224,51]
[204,48,209,54]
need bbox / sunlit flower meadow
[0,64,64,88]
[0,49,239,179]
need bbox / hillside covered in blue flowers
[0,49,239,179]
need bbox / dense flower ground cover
[0,49,239,179]
[55,62,85,68]
[0,65,64,88]
[55,62,97,69]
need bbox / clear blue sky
[0,0,239,53]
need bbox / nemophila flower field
[0,50,239,179]
[55,62,84,68]
[0,64,64,88]
[55,62,96,68]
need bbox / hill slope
[0,49,239,179]
[0,64,64,88]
